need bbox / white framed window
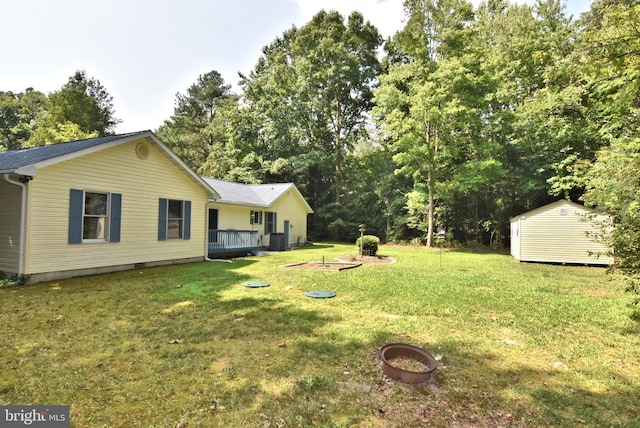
[69,189,121,244]
[158,198,191,241]
[83,192,109,241]
[167,199,184,239]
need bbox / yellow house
[0,131,220,283]
[510,200,613,265]
[202,177,313,256]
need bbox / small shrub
[0,278,13,288]
[410,237,426,246]
[356,235,380,256]
[0,274,29,288]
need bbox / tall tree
[240,11,382,240]
[51,70,119,134]
[576,0,640,315]
[0,89,46,151]
[374,0,487,247]
[157,71,241,177]
[23,70,119,147]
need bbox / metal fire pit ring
[379,343,437,384]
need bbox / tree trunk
[425,123,437,248]
[427,166,434,248]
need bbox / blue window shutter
[158,198,167,241]
[259,211,263,224]
[183,200,191,240]
[110,193,122,242]
[274,212,278,233]
[69,189,84,244]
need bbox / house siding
[212,187,310,249]
[215,204,256,231]
[213,203,271,247]
[271,189,309,247]
[22,137,210,277]
[512,200,613,265]
[0,179,22,273]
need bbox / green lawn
[1,244,638,427]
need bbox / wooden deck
[208,229,259,258]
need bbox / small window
[83,192,109,240]
[69,189,121,244]
[167,200,184,239]
[250,210,262,225]
[560,208,568,216]
[265,211,276,234]
[158,198,191,241]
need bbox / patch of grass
[0,243,638,427]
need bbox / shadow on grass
[1,257,638,427]
[419,338,640,427]
[298,242,338,250]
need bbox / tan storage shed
[510,200,613,265]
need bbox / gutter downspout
[204,200,231,263]
[3,174,28,275]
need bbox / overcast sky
[1,0,592,133]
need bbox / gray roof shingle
[202,177,294,207]
[0,132,146,172]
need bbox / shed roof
[509,200,597,222]
[202,177,313,213]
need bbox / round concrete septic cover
[242,281,270,288]
[304,290,336,299]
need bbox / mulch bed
[335,254,395,264]
[281,255,395,270]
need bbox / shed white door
[510,219,521,261]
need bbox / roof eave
[212,200,270,208]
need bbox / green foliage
[355,235,380,256]
[156,71,244,180]
[568,0,640,315]
[375,0,500,247]
[239,10,382,240]
[0,89,46,151]
[25,119,98,147]
[1,71,117,149]
[0,272,29,287]
[40,70,119,142]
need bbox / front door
[284,220,290,249]
[209,209,219,243]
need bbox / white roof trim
[22,131,219,200]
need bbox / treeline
[0,71,119,149]
[2,2,638,263]
[154,0,639,255]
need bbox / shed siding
[23,137,210,275]
[517,201,613,265]
[0,180,21,273]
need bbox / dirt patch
[280,261,362,271]
[572,287,613,297]
[336,255,396,264]
[281,255,394,271]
